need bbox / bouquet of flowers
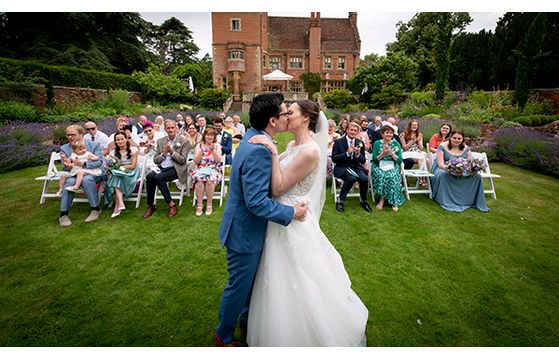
[469,157,487,173]
[445,158,472,177]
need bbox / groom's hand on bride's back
[293,202,308,221]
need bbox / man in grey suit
[58,124,104,227]
[143,119,191,218]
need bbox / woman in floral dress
[371,125,405,212]
[191,127,222,216]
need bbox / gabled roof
[268,16,359,52]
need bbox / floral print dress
[191,143,223,184]
[371,139,405,207]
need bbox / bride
[247,100,369,346]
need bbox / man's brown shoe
[214,333,240,347]
[143,205,156,218]
[168,202,178,217]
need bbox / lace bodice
[275,141,320,205]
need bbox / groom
[215,93,308,346]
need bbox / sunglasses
[85,128,96,131]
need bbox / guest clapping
[143,120,190,218]
[191,128,223,217]
[103,131,140,218]
[371,125,405,212]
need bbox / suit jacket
[60,139,104,173]
[153,135,191,185]
[331,136,367,179]
[218,131,233,165]
[218,128,294,254]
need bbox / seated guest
[154,115,166,140]
[57,140,102,196]
[213,117,233,165]
[143,120,191,218]
[185,115,194,129]
[103,131,140,218]
[109,116,140,150]
[332,121,372,213]
[191,127,223,217]
[138,122,158,173]
[368,115,383,132]
[428,122,452,154]
[430,130,489,212]
[133,115,148,138]
[400,119,429,186]
[184,123,202,160]
[371,125,405,212]
[197,115,208,134]
[369,116,402,148]
[232,114,245,136]
[176,113,185,131]
[58,125,104,227]
[359,117,371,152]
[336,117,349,136]
[84,121,110,156]
[327,119,341,176]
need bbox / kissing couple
[215,93,368,346]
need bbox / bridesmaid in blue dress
[430,130,489,212]
[103,131,140,218]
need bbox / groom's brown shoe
[214,333,240,347]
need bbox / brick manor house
[211,12,361,100]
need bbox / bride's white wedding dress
[247,141,369,347]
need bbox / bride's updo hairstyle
[296,100,319,132]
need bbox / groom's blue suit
[216,127,294,344]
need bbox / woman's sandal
[196,205,203,217]
[205,205,213,216]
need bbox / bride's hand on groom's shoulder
[249,135,278,156]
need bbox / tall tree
[0,12,151,74]
[387,12,471,95]
[449,30,496,91]
[432,13,471,100]
[143,17,200,74]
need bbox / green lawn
[1,140,558,346]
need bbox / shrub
[300,73,321,96]
[370,84,404,110]
[522,99,555,116]
[198,89,230,111]
[409,91,436,107]
[0,57,141,91]
[494,127,559,178]
[105,89,130,113]
[0,121,55,173]
[323,89,357,110]
[468,90,493,108]
[132,66,194,104]
[498,121,524,129]
[0,100,40,123]
[513,115,559,127]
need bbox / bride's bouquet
[445,157,486,177]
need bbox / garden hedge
[0,57,141,92]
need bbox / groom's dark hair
[249,93,284,130]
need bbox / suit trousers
[60,174,100,212]
[337,166,369,202]
[216,247,262,344]
[146,166,178,205]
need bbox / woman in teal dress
[104,131,140,218]
[430,130,489,212]
[371,125,405,212]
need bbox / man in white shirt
[83,121,110,155]
[232,114,246,135]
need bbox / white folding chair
[121,154,148,208]
[331,164,373,202]
[35,151,102,204]
[470,151,502,200]
[400,151,435,200]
